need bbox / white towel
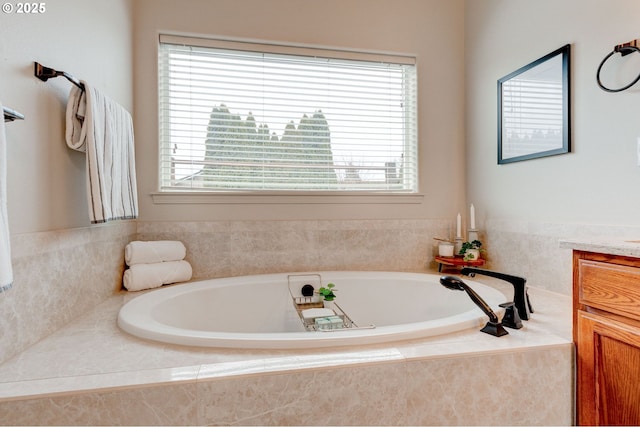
[125,240,187,266]
[66,81,138,224]
[0,102,12,293]
[123,260,193,292]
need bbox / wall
[132,0,467,222]
[466,0,640,225]
[137,219,450,280]
[0,0,135,364]
[465,0,640,294]
[0,0,134,234]
[1,222,135,364]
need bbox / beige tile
[0,222,135,365]
[0,382,197,426]
[198,362,407,426]
[1,217,580,426]
[405,345,573,426]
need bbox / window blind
[158,35,418,192]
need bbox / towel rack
[3,106,24,123]
[34,62,84,91]
[597,38,640,92]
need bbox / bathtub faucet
[439,276,508,337]
[460,267,533,321]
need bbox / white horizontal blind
[159,35,418,192]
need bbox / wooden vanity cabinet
[573,251,640,426]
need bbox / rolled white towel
[123,260,192,292]
[125,240,186,266]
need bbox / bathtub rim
[117,271,507,349]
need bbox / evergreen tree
[203,104,260,187]
[204,104,336,189]
[295,110,336,185]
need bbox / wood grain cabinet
[573,251,640,425]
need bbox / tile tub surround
[0,281,573,426]
[0,221,136,365]
[136,219,452,280]
[0,218,446,367]
[137,218,640,296]
[483,219,640,296]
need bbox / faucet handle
[499,302,523,329]
[460,267,532,321]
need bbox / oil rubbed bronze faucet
[439,276,508,337]
[460,267,533,321]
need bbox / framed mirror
[498,44,571,164]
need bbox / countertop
[559,237,640,258]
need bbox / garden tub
[117,271,506,349]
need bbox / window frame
[154,34,423,204]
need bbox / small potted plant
[317,283,337,301]
[317,283,338,309]
[459,239,483,261]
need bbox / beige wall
[465,0,640,226]
[0,0,133,234]
[0,0,135,363]
[132,0,466,222]
[5,0,640,258]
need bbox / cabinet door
[577,310,640,425]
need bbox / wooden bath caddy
[292,298,324,313]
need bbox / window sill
[150,192,424,205]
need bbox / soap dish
[301,308,335,320]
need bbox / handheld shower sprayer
[439,275,508,337]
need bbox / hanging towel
[66,82,138,223]
[125,240,187,266]
[123,260,193,292]
[0,102,13,293]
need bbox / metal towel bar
[34,62,84,91]
[3,106,24,123]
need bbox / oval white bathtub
[117,271,506,349]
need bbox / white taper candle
[470,204,476,230]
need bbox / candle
[470,204,476,230]
[456,213,461,238]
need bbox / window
[158,35,418,193]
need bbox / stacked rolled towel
[123,241,192,291]
[123,260,192,292]
[125,240,186,265]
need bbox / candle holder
[454,237,463,255]
[467,229,479,242]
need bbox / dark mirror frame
[498,44,571,164]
